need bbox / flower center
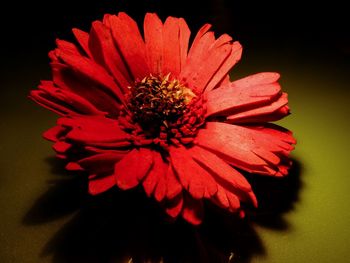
[128,74,196,132]
[119,74,205,148]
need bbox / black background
[1,0,349,62]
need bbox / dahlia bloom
[30,12,296,225]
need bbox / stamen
[124,74,205,147]
[128,75,195,129]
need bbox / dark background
[1,0,349,61]
[1,1,349,263]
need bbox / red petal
[189,146,257,207]
[169,146,217,199]
[56,153,67,159]
[89,174,115,195]
[103,14,112,28]
[185,24,212,62]
[154,173,167,202]
[65,162,83,171]
[227,92,289,123]
[56,39,81,55]
[166,164,182,200]
[52,141,71,153]
[195,122,296,176]
[214,186,230,208]
[43,125,66,142]
[58,116,131,145]
[144,13,163,75]
[115,148,153,190]
[56,51,126,105]
[226,191,241,212]
[215,185,240,212]
[162,16,190,77]
[30,81,106,116]
[84,147,129,155]
[187,40,232,93]
[89,21,131,91]
[109,13,150,80]
[204,41,242,92]
[205,72,281,116]
[81,141,132,149]
[188,146,251,192]
[181,31,232,93]
[51,62,121,116]
[72,28,92,57]
[180,25,214,83]
[29,90,71,116]
[78,152,127,174]
[40,81,104,114]
[142,151,167,197]
[181,194,203,225]
[178,18,191,70]
[215,183,257,211]
[246,123,297,145]
[165,193,183,218]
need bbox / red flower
[30,12,296,225]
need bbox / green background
[1,44,349,262]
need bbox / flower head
[30,12,296,225]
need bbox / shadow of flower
[23,158,302,263]
[246,159,302,230]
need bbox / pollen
[128,74,196,127]
[120,74,205,148]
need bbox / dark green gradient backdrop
[0,1,349,262]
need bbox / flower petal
[214,185,240,212]
[204,41,242,93]
[89,21,131,91]
[162,16,190,77]
[78,152,128,174]
[55,39,82,55]
[115,148,153,190]
[185,24,213,63]
[102,14,112,28]
[142,151,167,198]
[56,50,126,105]
[109,12,150,80]
[180,24,214,83]
[188,146,251,192]
[30,81,106,116]
[66,162,83,171]
[72,28,92,57]
[144,13,163,75]
[246,123,297,145]
[181,193,203,225]
[227,92,290,123]
[181,31,232,93]
[89,174,115,195]
[178,18,191,70]
[195,122,296,176]
[165,193,183,218]
[51,62,121,116]
[205,72,281,116]
[189,146,257,207]
[169,146,217,199]
[166,164,182,200]
[43,125,66,142]
[57,116,131,145]
[53,141,71,153]
[29,90,71,116]
[154,174,167,202]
